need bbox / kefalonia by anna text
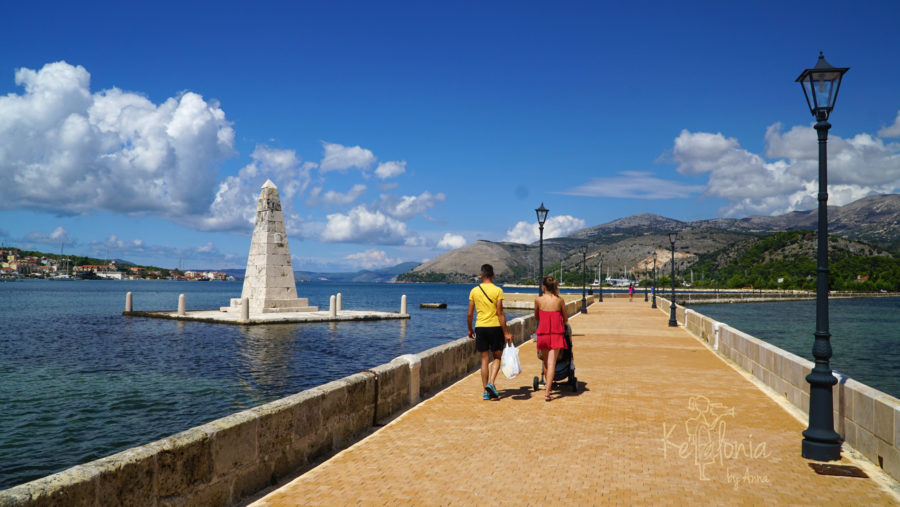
[661,395,772,487]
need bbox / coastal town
[0,248,232,281]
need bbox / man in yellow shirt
[467,264,513,400]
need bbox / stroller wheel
[533,376,539,392]
[570,376,578,392]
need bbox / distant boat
[50,244,75,281]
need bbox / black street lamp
[644,258,649,302]
[796,52,848,462]
[597,253,603,302]
[651,251,658,309]
[580,245,588,313]
[536,203,549,296]
[668,233,678,327]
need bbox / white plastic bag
[500,343,521,379]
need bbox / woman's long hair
[542,276,560,296]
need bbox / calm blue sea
[0,281,895,489]
[0,280,537,489]
[692,297,900,399]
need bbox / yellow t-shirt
[469,283,504,327]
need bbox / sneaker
[483,391,491,400]
[486,383,499,399]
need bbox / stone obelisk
[225,180,317,314]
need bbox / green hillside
[688,230,899,291]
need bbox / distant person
[467,264,513,400]
[534,276,568,402]
[628,283,634,302]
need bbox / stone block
[205,411,260,478]
[290,390,323,443]
[232,461,274,502]
[154,427,213,497]
[856,427,878,464]
[878,440,900,479]
[318,379,350,424]
[253,398,295,459]
[843,418,858,448]
[852,386,876,434]
[344,372,375,415]
[0,487,33,507]
[94,445,157,506]
[873,396,896,444]
[5,463,100,507]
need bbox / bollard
[125,292,133,312]
[400,294,408,316]
[329,295,336,317]
[241,297,249,323]
[336,292,342,312]
[177,294,186,316]
[396,354,421,404]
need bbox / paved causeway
[250,297,899,505]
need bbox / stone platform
[123,309,409,325]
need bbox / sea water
[0,280,502,489]
[692,297,900,399]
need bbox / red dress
[536,310,567,350]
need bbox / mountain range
[400,194,900,283]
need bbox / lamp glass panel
[800,75,818,111]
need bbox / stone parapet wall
[0,297,579,506]
[662,298,900,483]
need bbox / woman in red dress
[534,276,568,401]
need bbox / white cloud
[344,249,400,269]
[0,61,235,219]
[437,233,466,250]
[319,142,376,173]
[560,171,703,199]
[319,184,367,206]
[669,123,900,216]
[24,226,73,246]
[503,215,587,244]
[374,160,406,179]
[380,191,446,220]
[878,110,900,138]
[319,205,410,244]
[198,145,313,234]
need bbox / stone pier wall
[0,298,584,506]
[655,295,900,483]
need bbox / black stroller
[533,323,578,392]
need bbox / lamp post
[580,245,588,313]
[651,251,658,309]
[536,203,549,296]
[796,52,848,462]
[644,259,649,302]
[668,233,678,327]
[597,254,603,302]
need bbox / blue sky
[1,1,899,271]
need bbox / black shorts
[475,327,504,353]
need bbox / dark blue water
[693,298,900,399]
[1,280,534,489]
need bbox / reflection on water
[399,319,408,341]
[237,324,302,404]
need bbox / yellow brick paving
[252,297,898,506]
